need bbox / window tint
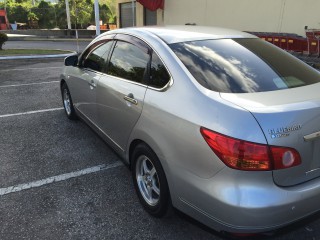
[83,41,113,72]
[149,53,170,88]
[107,41,149,83]
[170,39,320,93]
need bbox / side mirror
[64,55,78,67]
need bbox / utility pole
[65,0,71,29]
[94,0,100,35]
[132,0,135,26]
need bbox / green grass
[0,49,72,56]
[313,63,320,70]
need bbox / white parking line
[0,108,64,118]
[0,67,61,72]
[0,81,60,88]
[0,162,123,196]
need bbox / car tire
[61,82,77,120]
[132,143,171,217]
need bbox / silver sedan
[60,26,320,234]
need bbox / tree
[5,0,33,23]
[107,10,116,23]
[27,11,38,20]
[70,0,93,28]
[99,4,110,24]
[2,0,116,29]
[6,5,29,23]
[55,0,68,28]
[34,1,56,28]
[0,33,8,50]
[99,0,116,23]
[106,0,116,23]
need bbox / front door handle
[88,80,96,89]
[124,93,138,105]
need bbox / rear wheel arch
[127,135,171,183]
[129,139,145,167]
[128,139,165,169]
[60,79,66,90]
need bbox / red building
[0,9,10,30]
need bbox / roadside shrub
[0,33,8,50]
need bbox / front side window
[170,39,320,93]
[83,41,113,72]
[107,41,149,83]
[149,53,170,88]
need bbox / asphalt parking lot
[1,57,320,240]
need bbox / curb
[0,52,77,60]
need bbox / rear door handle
[304,131,320,142]
[124,93,138,105]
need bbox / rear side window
[107,41,150,84]
[83,41,113,72]
[149,53,170,88]
[170,39,320,93]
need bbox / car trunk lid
[221,83,320,187]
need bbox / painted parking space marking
[0,162,123,196]
[0,108,64,118]
[0,67,61,72]
[0,81,60,88]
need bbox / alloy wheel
[136,155,160,206]
[63,88,71,116]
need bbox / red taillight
[200,127,301,171]
[270,146,301,170]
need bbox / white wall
[163,0,320,37]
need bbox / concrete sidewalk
[0,35,89,60]
[2,29,106,40]
[7,33,92,42]
[2,38,91,59]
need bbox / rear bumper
[174,167,320,233]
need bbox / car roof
[106,25,257,44]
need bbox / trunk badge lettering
[268,125,302,139]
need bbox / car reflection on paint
[60,26,320,234]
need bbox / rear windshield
[170,39,320,93]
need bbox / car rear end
[167,34,320,233]
[198,88,320,233]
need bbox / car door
[69,38,114,124]
[96,35,151,151]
